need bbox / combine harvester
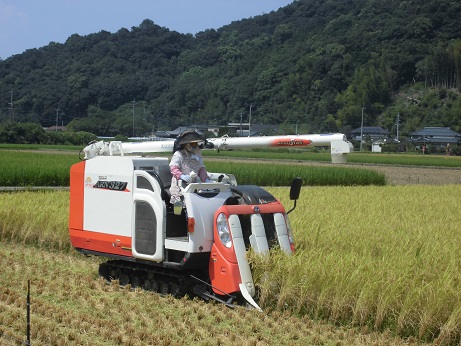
[69,133,352,310]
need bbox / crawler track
[98,260,239,308]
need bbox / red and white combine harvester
[69,133,352,310]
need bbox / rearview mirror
[287,177,302,214]
[290,177,302,200]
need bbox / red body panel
[220,203,286,215]
[209,244,242,295]
[209,202,287,295]
[69,161,85,233]
[69,228,133,257]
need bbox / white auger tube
[83,133,353,162]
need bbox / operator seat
[151,164,172,202]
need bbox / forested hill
[1,0,460,137]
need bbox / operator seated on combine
[169,130,213,204]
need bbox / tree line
[0,122,96,146]
[0,0,460,139]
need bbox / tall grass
[251,185,461,343]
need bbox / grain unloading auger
[81,133,353,162]
[69,133,351,310]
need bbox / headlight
[216,213,232,248]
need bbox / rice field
[0,242,415,346]
[261,185,461,343]
[0,150,386,187]
[1,185,460,344]
[0,151,79,186]
[0,190,71,252]
[205,161,386,186]
[203,149,461,168]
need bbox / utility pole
[56,108,59,131]
[396,113,400,142]
[360,106,365,151]
[131,100,136,137]
[248,103,253,137]
[240,112,243,136]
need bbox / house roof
[408,127,461,143]
[350,126,389,135]
[153,126,207,138]
[155,123,280,138]
[409,127,461,138]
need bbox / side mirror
[287,177,302,214]
[290,177,302,200]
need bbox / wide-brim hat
[176,130,206,146]
[172,130,206,153]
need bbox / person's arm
[169,152,190,182]
[170,165,183,180]
[198,166,208,182]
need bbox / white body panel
[83,156,135,237]
[249,214,270,254]
[228,214,256,297]
[166,183,232,253]
[132,170,166,262]
[274,212,292,254]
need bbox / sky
[0,0,294,59]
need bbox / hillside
[0,0,460,137]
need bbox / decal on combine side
[93,180,128,191]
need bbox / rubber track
[98,260,242,309]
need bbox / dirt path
[347,163,461,185]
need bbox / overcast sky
[0,0,293,59]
